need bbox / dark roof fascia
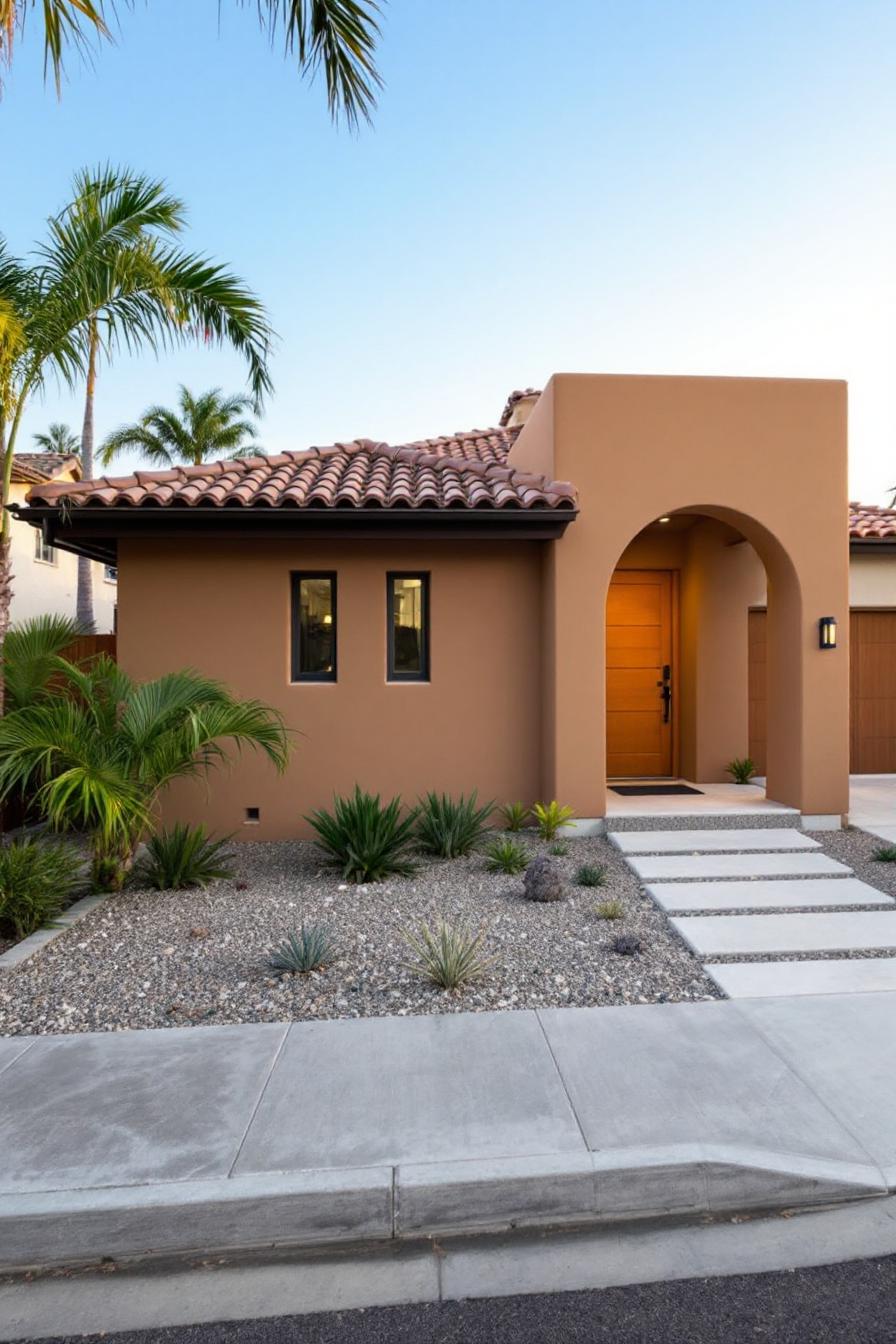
[9,501,577,562]
[849,538,896,552]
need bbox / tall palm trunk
[0,411,13,718]
[76,322,98,634]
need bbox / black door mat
[610,784,704,797]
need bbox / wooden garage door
[748,610,896,773]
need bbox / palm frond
[2,613,84,709]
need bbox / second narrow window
[388,573,429,681]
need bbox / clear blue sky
[3,0,895,500]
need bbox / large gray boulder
[523,854,564,903]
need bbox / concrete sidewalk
[3,993,896,1273]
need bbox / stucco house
[11,373,896,839]
[9,453,117,633]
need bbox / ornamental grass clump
[577,863,607,888]
[873,844,896,863]
[136,824,235,891]
[415,791,495,859]
[499,801,529,832]
[267,924,338,975]
[484,837,529,875]
[726,756,756,785]
[0,837,81,940]
[307,786,419,883]
[532,800,575,841]
[595,898,624,920]
[403,919,496,990]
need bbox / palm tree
[101,386,261,469]
[32,422,80,455]
[0,165,273,641]
[0,1,382,127]
[0,639,290,890]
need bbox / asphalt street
[22,1253,896,1344]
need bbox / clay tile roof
[499,388,543,427]
[24,426,577,514]
[10,452,81,485]
[849,502,896,540]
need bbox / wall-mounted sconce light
[658,516,671,524]
[819,616,837,650]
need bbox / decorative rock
[523,855,564,903]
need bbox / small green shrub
[416,791,495,859]
[873,844,896,863]
[403,919,496,990]
[595,898,624,920]
[137,824,234,891]
[0,838,80,940]
[726,757,756,785]
[267,924,338,974]
[549,840,569,856]
[532,800,575,841]
[577,863,607,888]
[306,787,419,883]
[499,801,529,832]
[484,837,529,874]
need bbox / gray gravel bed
[0,835,720,1036]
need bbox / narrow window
[291,573,337,682]
[34,532,57,565]
[387,573,429,681]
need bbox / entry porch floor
[606,779,796,823]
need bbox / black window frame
[291,571,338,683]
[387,571,430,682]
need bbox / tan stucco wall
[512,373,850,819]
[742,548,896,610]
[117,537,543,840]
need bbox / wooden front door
[606,570,674,777]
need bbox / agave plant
[532,800,576,842]
[484,837,529,875]
[403,919,496,990]
[267,924,338,975]
[306,786,419,883]
[415,791,495,859]
[136,824,235,891]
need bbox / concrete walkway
[4,993,896,1274]
[611,825,896,998]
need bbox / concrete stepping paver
[646,877,893,913]
[611,828,819,855]
[707,958,896,998]
[672,911,896,958]
[628,852,852,882]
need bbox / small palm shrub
[727,757,756,785]
[485,837,529,875]
[873,844,896,863]
[499,801,529,832]
[595,898,624,920]
[0,838,81,940]
[403,919,496,990]
[532,800,575,841]
[136,824,234,891]
[306,787,419,882]
[577,863,607,888]
[415,791,495,859]
[267,924,338,974]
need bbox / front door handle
[657,665,672,724]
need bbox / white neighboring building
[9,454,116,633]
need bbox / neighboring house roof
[499,388,543,427]
[23,429,577,513]
[11,453,81,485]
[849,502,896,541]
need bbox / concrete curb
[1,1144,886,1274]
[0,892,109,971]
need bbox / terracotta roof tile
[499,388,543,427]
[25,427,576,514]
[849,502,896,540]
[11,452,81,485]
